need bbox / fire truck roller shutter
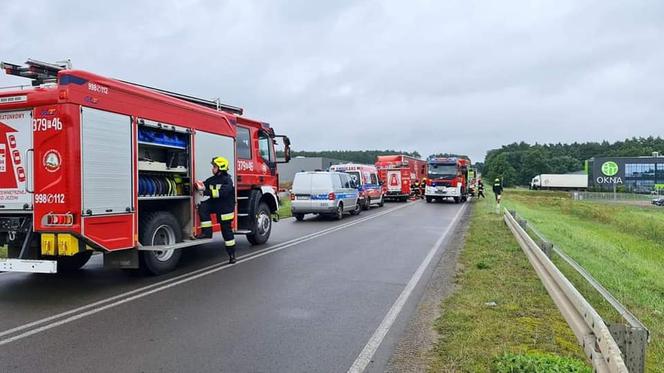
[81,107,133,215]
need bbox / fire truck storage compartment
[137,119,192,239]
[81,107,133,216]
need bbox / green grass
[502,189,664,372]
[429,195,587,372]
[278,198,292,219]
[0,245,6,259]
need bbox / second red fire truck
[0,59,291,275]
[425,156,471,203]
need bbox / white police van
[290,171,361,221]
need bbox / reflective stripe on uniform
[211,189,220,198]
[221,212,235,221]
[224,239,236,247]
[209,184,221,198]
[200,221,212,228]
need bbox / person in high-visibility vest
[196,156,237,264]
[492,177,503,203]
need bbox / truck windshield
[428,164,457,178]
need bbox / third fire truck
[425,156,471,203]
[0,59,291,275]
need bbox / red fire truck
[375,155,427,201]
[0,59,291,275]
[424,156,471,203]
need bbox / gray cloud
[2,0,663,161]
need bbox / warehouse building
[277,156,345,185]
[587,153,664,193]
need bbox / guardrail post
[610,324,648,373]
[517,218,527,230]
[539,241,553,258]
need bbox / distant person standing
[477,179,485,199]
[493,178,503,203]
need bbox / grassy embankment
[430,195,589,372]
[502,189,663,372]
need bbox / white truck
[530,174,588,190]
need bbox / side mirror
[275,135,291,164]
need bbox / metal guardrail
[524,221,650,372]
[504,209,631,372]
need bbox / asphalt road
[0,200,468,373]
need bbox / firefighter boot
[226,246,237,264]
[195,227,213,239]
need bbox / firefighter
[477,179,486,199]
[196,156,237,264]
[412,179,420,198]
[492,177,503,203]
[420,178,426,199]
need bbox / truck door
[0,110,33,211]
[387,170,401,193]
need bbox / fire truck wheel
[294,213,305,221]
[247,202,272,245]
[362,197,371,210]
[335,204,344,220]
[139,212,183,275]
[50,251,93,272]
[378,196,384,207]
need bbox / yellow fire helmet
[211,156,229,171]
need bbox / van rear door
[0,110,33,210]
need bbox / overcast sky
[1,0,662,161]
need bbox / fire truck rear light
[328,192,336,200]
[45,213,74,226]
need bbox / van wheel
[362,197,371,210]
[47,251,93,272]
[247,202,272,245]
[378,196,384,207]
[350,201,361,216]
[139,211,182,275]
[454,197,460,204]
[335,204,344,220]
[426,196,432,203]
[294,213,305,221]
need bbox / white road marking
[0,202,417,346]
[347,203,468,373]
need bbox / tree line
[482,136,664,186]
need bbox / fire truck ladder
[1,59,71,86]
[1,58,244,115]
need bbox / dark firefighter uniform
[492,178,503,202]
[198,156,236,263]
[420,178,426,198]
[477,180,486,198]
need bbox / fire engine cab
[0,59,291,275]
[425,156,471,203]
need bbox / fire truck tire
[335,203,344,220]
[49,251,93,272]
[139,211,182,275]
[246,202,272,245]
[378,196,384,207]
[294,213,305,221]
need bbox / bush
[493,353,591,373]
